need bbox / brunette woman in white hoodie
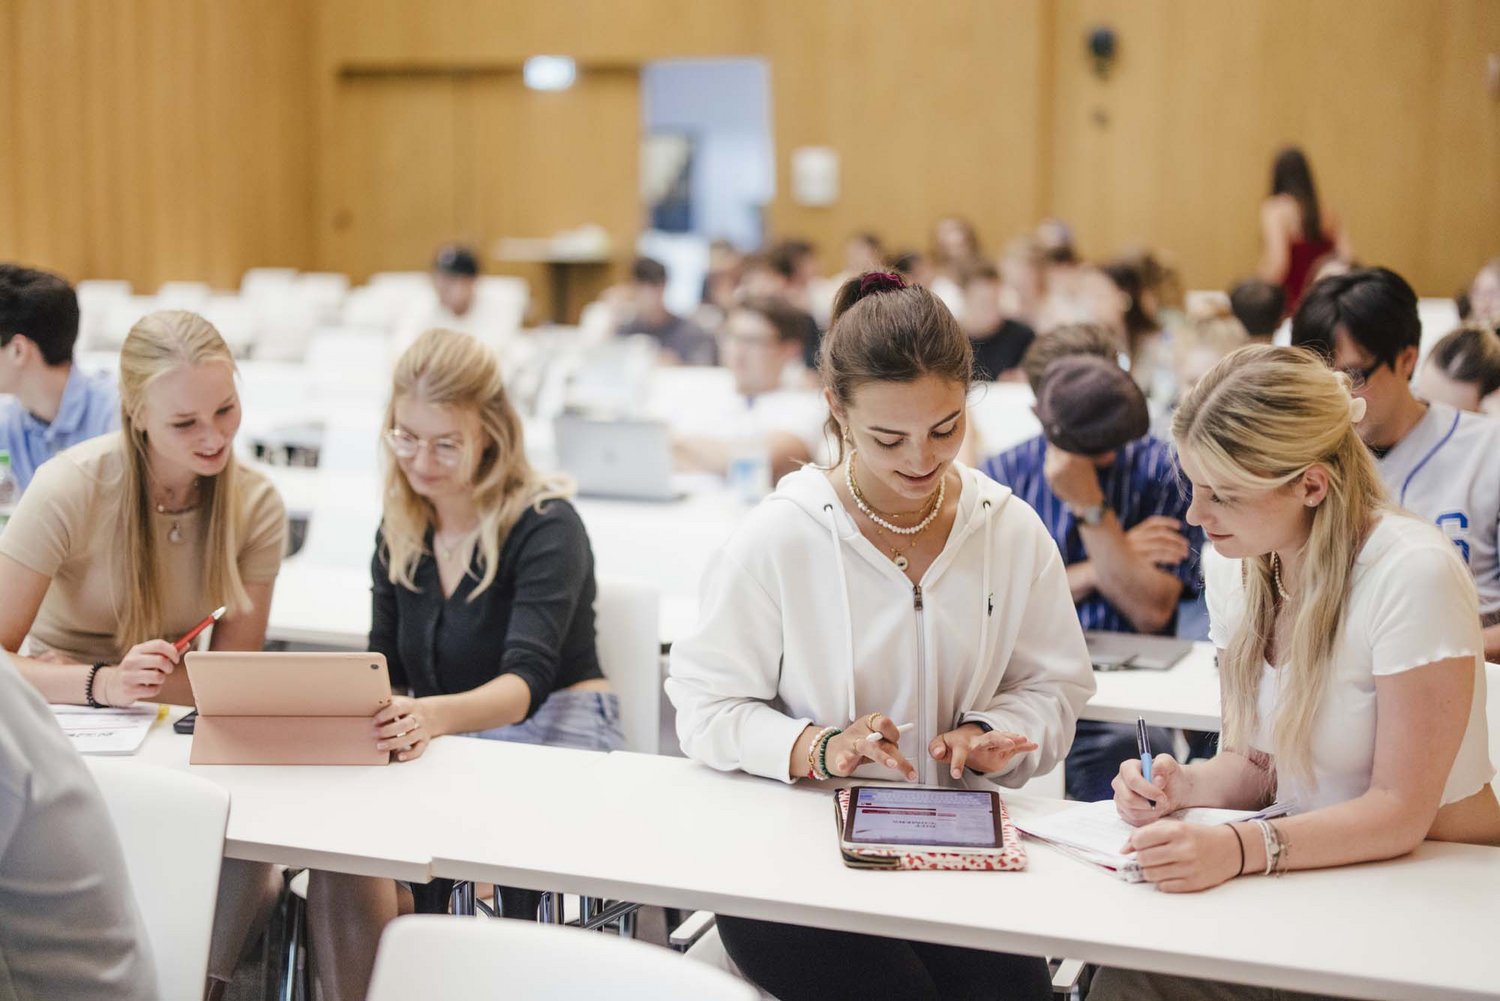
[667,272,1095,1001]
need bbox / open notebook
[1014,800,1290,882]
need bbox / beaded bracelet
[805,726,840,780]
[85,663,108,709]
[815,727,843,780]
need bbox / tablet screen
[844,787,1002,849]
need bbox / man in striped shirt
[982,333,1202,800]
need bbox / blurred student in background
[961,263,1035,382]
[1228,278,1286,344]
[929,215,981,320]
[1416,326,1500,417]
[617,255,717,366]
[671,297,827,483]
[0,264,117,491]
[1258,146,1352,317]
[1459,257,1500,327]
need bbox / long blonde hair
[116,311,250,650]
[380,329,570,597]
[1172,345,1390,786]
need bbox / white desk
[440,752,1500,1001]
[1084,642,1221,731]
[131,716,1500,1000]
[135,708,605,882]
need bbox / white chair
[595,578,662,754]
[295,272,351,323]
[367,915,758,1001]
[84,758,230,1001]
[75,279,133,351]
[239,267,298,300]
[156,281,213,310]
[201,295,259,356]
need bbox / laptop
[554,415,684,502]
[1084,631,1194,672]
[186,651,392,765]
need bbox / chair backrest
[84,758,229,1001]
[594,577,662,754]
[1486,662,1499,794]
[368,915,758,1001]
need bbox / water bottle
[0,450,17,535]
[726,442,772,505]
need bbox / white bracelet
[1253,819,1280,876]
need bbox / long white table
[128,715,1500,1001]
[1086,642,1221,731]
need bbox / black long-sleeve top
[368,499,603,719]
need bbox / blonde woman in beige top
[0,311,284,705]
[0,310,286,1000]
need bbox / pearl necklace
[1271,552,1294,602]
[844,452,945,536]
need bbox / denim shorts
[466,688,625,752]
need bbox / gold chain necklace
[846,453,944,571]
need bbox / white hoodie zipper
[912,582,928,785]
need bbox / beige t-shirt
[0,433,286,664]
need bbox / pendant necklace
[154,481,201,545]
[845,452,943,571]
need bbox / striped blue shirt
[981,434,1202,635]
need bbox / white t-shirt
[1204,514,1493,813]
[1377,401,1500,624]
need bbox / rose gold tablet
[185,651,392,765]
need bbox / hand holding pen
[1112,718,1187,827]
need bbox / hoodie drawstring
[957,499,996,716]
[822,502,859,722]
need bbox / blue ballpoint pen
[1136,716,1156,808]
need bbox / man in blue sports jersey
[983,327,1202,800]
[1294,267,1500,661]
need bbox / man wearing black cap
[981,346,1201,801]
[431,244,480,319]
[396,244,520,359]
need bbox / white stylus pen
[866,722,916,743]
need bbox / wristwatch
[1070,501,1109,526]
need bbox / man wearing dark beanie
[981,343,1201,801]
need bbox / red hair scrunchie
[858,271,908,296]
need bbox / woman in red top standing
[1258,146,1353,316]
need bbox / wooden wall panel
[322,75,462,280]
[2,0,314,290]
[313,0,1049,279]
[3,1,1493,296]
[1049,0,1500,294]
[764,2,1049,270]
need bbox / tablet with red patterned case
[833,788,1029,871]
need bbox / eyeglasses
[383,428,465,467]
[1336,360,1384,391]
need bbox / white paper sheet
[49,705,161,755]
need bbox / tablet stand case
[833,788,1029,871]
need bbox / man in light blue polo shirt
[0,264,118,491]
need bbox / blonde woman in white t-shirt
[1090,344,1499,1000]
